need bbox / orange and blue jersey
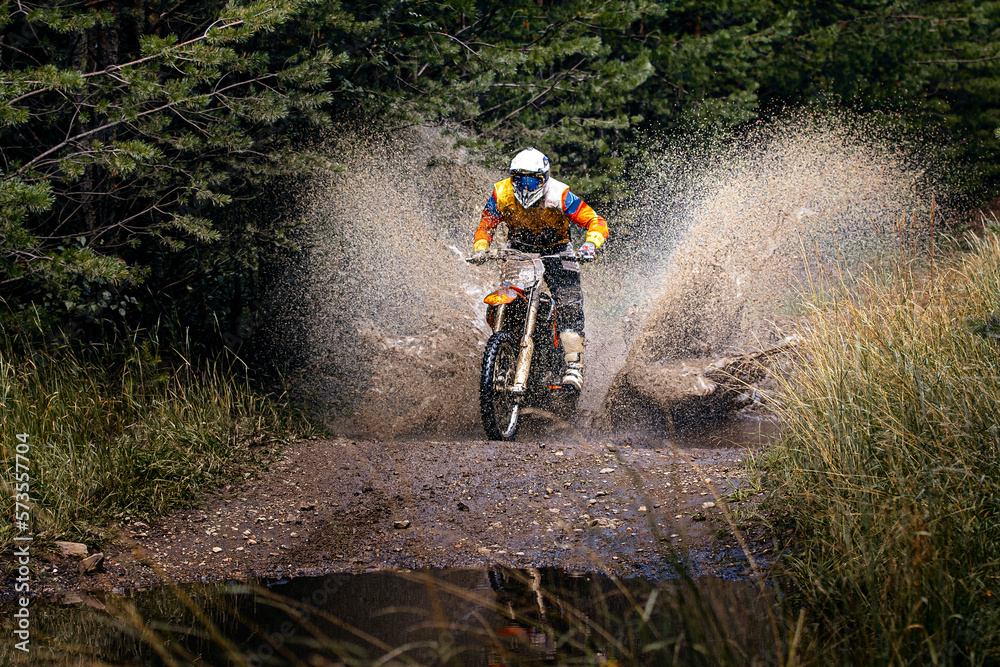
[474,177,609,252]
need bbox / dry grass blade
[767,231,1000,664]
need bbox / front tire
[480,331,520,441]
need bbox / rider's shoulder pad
[543,178,569,209]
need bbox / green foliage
[298,0,659,192]
[300,1,999,200]
[4,0,1000,350]
[768,237,1000,663]
[0,322,315,545]
[762,1,1000,187]
[1,0,336,330]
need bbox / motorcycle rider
[470,147,608,392]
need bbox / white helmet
[509,148,550,208]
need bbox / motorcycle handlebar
[466,249,595,263]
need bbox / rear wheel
[480,332,520,440]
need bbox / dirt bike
[467,246,593,441]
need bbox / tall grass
[0,323,315,546]
[768,233,1000,664]
[1,567,785,666]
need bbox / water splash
[276,127,500,437]
[265,112,946,437]
[601,110,945,426]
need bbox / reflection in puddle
[1,567,779,665]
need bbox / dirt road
[31,420,780,598]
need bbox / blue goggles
[512,173,545,193]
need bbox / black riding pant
[513,242,585,336]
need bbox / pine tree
[303,0,659,193]
[0,0,338,326]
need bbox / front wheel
[480,331,520,441]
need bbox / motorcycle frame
[488,257,549,395]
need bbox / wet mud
[24,422,781,600]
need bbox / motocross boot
[561,331,586,392]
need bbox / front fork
[492,286,541,395]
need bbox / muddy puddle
[3,566,778,665]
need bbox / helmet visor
[512,173,545,195]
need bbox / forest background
[5,5,1000,661]
[2,0,999,362]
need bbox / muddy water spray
[273,114,940,437]
[281,128,509,437]
[601,112,942,426]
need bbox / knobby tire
[480,331,520,441]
